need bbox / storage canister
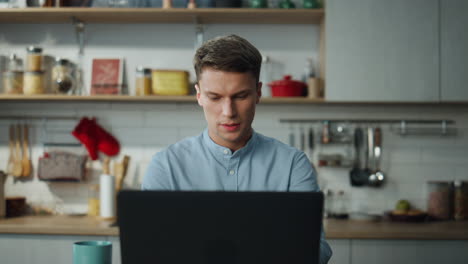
[152,70,189,95]
[2,71,23,94]
[454,181,468,220]
[23,71,45,95]
[26,46,43,72]
[427,181,453,220]
[135,66,152,96]
[52,58,75,94]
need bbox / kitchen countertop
[0,216,468,240]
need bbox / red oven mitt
[72,117,120,160]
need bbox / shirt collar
[202,128,258,156]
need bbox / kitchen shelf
[0,94,326,104]
[0,8,325,24]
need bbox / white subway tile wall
[1,102,468,215]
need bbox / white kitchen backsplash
[1,102,468,215]
[1,22,468,216]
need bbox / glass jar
[454,181,468,220]
[8,53,22,71]
[2,71,23,94]
[26,46,43,72]
[88,184,100,217]
[427,181,453,220]
[23,71,45,95]
[135,66,152,96]
[52,58,75,94]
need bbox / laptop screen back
[118,191,323,264]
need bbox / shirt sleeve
[141,152,172,190]
[290,151,333,264]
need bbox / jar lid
[27,46,43,53]
[9,53,18,60]
[136,66,152,74]
[55,57,70,65]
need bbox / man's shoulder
[155,132,204,158]
[255,132,300,155]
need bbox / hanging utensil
[12,124,23,178]
[361,127,373,185]
[289,126,295,148]
[300,126,306,152]
[308,127,315,159]
[349,127,367,186]
[7,125,15,176]
[368,127,385,187]
[21,124,32,178]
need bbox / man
[142,34,332,264]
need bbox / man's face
[196,68,262,151]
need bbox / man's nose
[222,99,237,118]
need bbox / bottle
[26,46,43,72]
[88,184,100,217]
[301,58,316,83]
[135,66,152,96]
[3,70,23,94]
[52,58,75,94]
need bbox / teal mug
[73,241,112,264]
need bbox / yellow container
[152,70,189,96]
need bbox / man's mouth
[221,123,240,131]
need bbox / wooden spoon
[12,124,23,178]
[21,124,32,178]
[6,125,15,175]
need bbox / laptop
[118,191,324,264]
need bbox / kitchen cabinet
[325,0,439,102]
[351,239,468,264]
[440,0,468,102]
[327,239,350,264]
[0,234,111,264]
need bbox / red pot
[268,75,306,97]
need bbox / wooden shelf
[0,8,324,24]
[0,94,325,104]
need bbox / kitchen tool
[21,124,32,177]
[12,124,23,178]
[115,155,130,192]
[308,127,314,158]
[6,125,15,175]
[349,127,367,186]
[362,127,374,184]
[368,127,385,187]
[268,75,306,97]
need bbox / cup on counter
[73,241,112,264]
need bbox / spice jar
[26,46,43,72]
[23,71,45,95]
[454,181,468,220]
[427,181,453,220]
[2,71,23,94]
[52,58,75,94]
[135,66,152,96]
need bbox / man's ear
[195,84,203,106]
[256,82,262,104]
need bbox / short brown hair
[193,34,262,84]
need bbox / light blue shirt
[142,129,332,264]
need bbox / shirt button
[224,150,229,154]
[229,170,235,175]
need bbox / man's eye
[236,94,249,99]
[209,96,220,101]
